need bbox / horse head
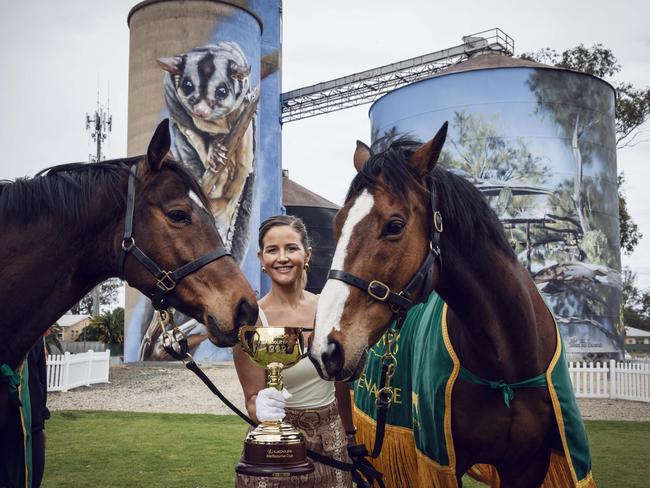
[309,123,448,381]
[120,120,258,347]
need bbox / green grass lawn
[43,411,650,487]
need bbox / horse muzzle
[206,298,257,347]
[309,339,367,382]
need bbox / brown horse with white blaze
[0,119,257,443]
[309,123,589,487]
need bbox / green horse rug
[352,292,595,488]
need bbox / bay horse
[309,124,593,487]
[0,119,258,437]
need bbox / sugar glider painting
[158,41,259,262]
[135,42,260,362]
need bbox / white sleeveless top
[258,308,335,409]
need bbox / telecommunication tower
[85,94,112,316]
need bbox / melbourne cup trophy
[235,326,314,477]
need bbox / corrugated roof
[283,175,340,210]
[429,52,615,91]
[432,52,555,77]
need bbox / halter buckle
[368,280,390,301]
[156,271,176,292]
[433,211,443,233]
[121,237,136,252]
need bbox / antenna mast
[85,91,113,316]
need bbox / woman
[233,215,354,487]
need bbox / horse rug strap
[119,164,230,309]
[0,363,22,407]
[458,366,547,408]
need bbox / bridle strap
[118,164,138,273]
[327,176,443,322]
[118,163,230,310]
[327,270,414,310]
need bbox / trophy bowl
[235,326,315,477]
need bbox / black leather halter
[118,164,230,310]
[327,176,443,329]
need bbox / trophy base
[235,422,314,477]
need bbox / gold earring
[304,263,310,270]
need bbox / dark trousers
[31,429,45,488]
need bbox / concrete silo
[370,52,621,360]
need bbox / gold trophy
[235,326,314,477]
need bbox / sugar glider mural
[125,0,283,363]
[158,42,259,262]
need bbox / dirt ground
[48,363,650,421]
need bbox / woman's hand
[255,387,292,422]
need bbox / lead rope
[157,309,385,487]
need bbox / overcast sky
[2,0,649,286]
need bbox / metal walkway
[280,28,514,123]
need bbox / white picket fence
[47,350,111,392]
[569,360,650,403]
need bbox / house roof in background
[56,314,92,328]
[625,326,650,338]
[283,174,340,209]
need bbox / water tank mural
[124,0,282,362]
[370,53,621,359]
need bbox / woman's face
[259,225,311,287]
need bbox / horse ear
[354,140,371,172]
[410,122,448,176]
[146,119,171,173]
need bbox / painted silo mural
[124,0,282,362]
[370,54,622,359]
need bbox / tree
[521,44,649,255]
[618,174,643,254]
[79,307,124,346]
[521,44,650,149]
[69,279,122,315]
[621,268,650,332]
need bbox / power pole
[86,93,112,317]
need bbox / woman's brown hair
[258,215,311,251]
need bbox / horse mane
[0,156,211,226]
[346,135,516,261]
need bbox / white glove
[255,387,292,422]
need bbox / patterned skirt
[235,400,352,487]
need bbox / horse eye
[384,220,405,236]
[167,210,191,224]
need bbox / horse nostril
[321,339,344,378]
[234,298,258,328]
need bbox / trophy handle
[238,325,259,357]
